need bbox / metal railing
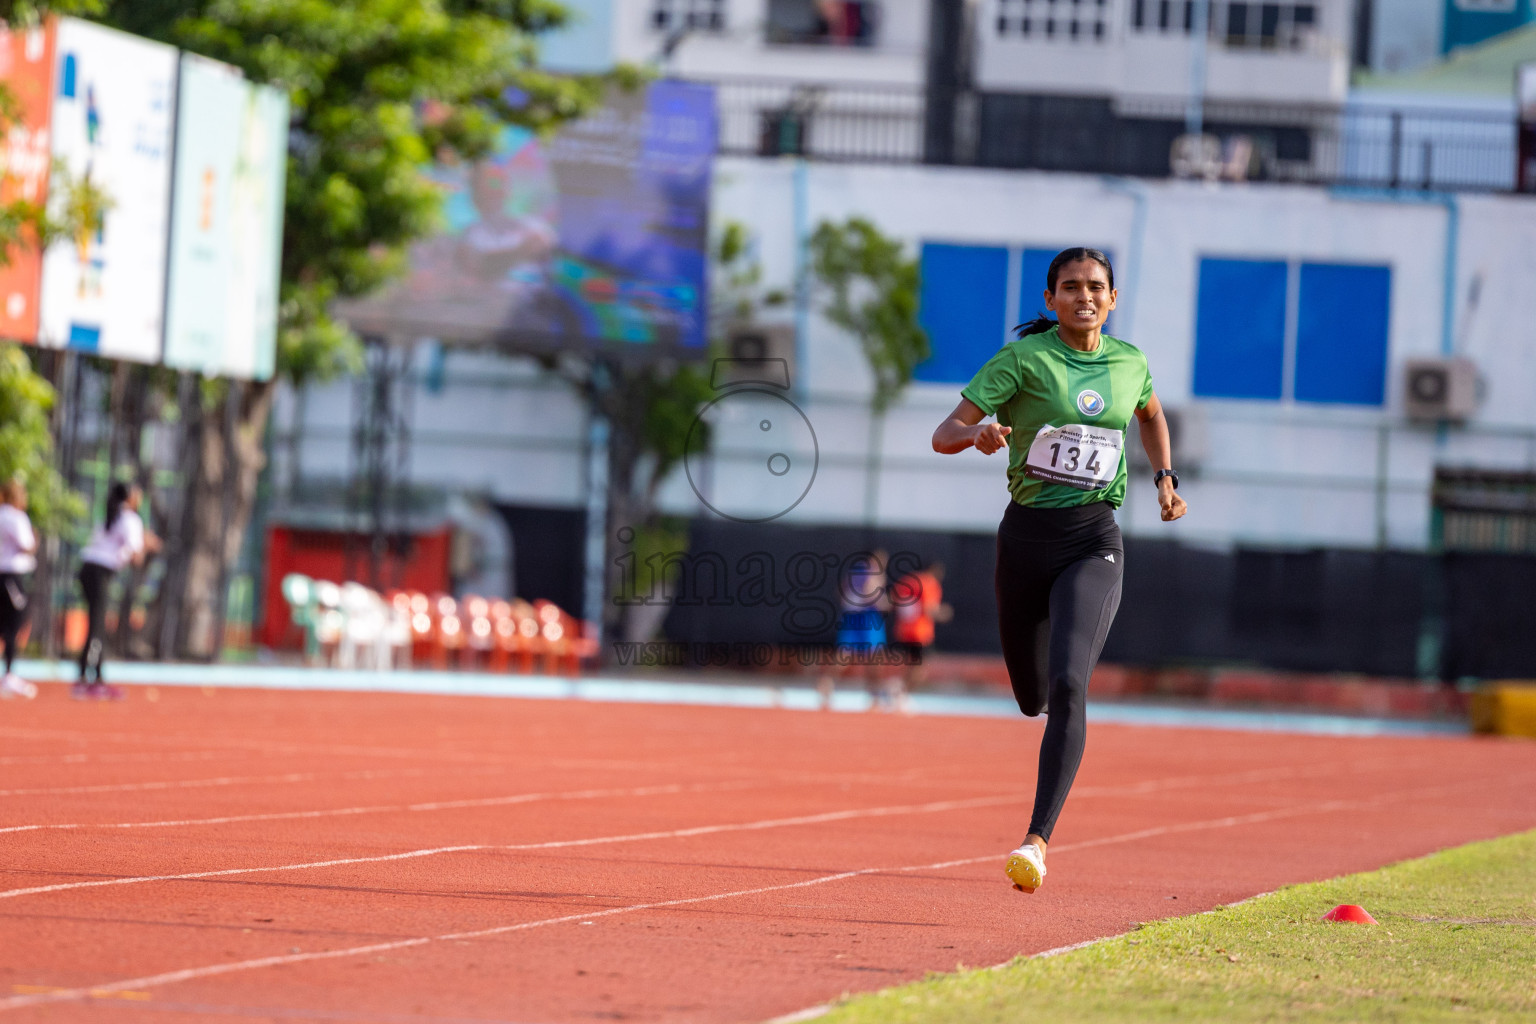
[700,76,1522,192]
[704,77,926,163]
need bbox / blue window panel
[915,243,1010,384]
[1294,262,1391,406]
[1192,258,1287,400]
[1018,247,1117,335]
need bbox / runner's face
[1045,260,1116,332]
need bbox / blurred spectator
[75,482,160,700]
[0,479,38,699]
[891,560,953,708]
[818,549,891,709]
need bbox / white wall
[282,156,1536,553]
[701,157,1536,549]
[977,0,1352,104]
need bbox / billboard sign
[37,17,175,363]
[162,55,288,380]
[0,20,56,342]
[337,80,716,358]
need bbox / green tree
[0,345,83,531]
[808,217,928,523]
[65,0,612,657]
[0,0,108,538]
[599,222,788,647]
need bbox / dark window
[765,0,878,45]
[1132,0,1146,26]
[1226,3,1248,41]
[1158,0,1171,28]
[996,0,1108,41]
[1260,3,1281,44]
[652,0,727,32]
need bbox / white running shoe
[1,673,37,700]
[1005,842,1046,893]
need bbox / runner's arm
[1134,392,1187,522]
[932,399,1011,455]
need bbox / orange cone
[1321,904,1377,924]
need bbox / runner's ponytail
[1014,314,1056,339]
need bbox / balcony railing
[705,78,926,163]
[698,76,1522,193]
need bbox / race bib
[1022,423,1124,491]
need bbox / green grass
[809,830,1536,1024]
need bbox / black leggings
[0,573,28,675]
[78,563,114,684]
[995,500,1124,843]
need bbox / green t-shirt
[960,325,1153,509]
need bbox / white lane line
[0,780,766,836]
[0,766,500,800]
[0,795,1024,902]
[0,853,985,1012]
[0,726,706,769]
[0,778,1493,1014]
[0,754,1412,836]
[0,751,243,768]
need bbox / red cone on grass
[1321,904,1377,924]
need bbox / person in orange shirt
[889,561,952,709]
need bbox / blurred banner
[162,55,288,381]
[37,17,176,363]
[0,21,56,343]
[337,80,716,359]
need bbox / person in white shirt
[75,482,160,700]
[0,479,39,699]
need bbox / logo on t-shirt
[1076,389,1105,417]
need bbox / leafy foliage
[0,345,84,531]
[809,217,928,413]
[0,0,102,23]
[711,220,788,328]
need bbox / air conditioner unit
[1403,358,1479,423]
[713,323,797,389]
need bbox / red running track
[0,683,1532,1022]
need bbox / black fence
[707,78,926,163]
[702,77,1521,193]
[645,516,1536,681]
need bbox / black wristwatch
[1153,468,1179,490]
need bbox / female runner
[931,247,1186,893]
